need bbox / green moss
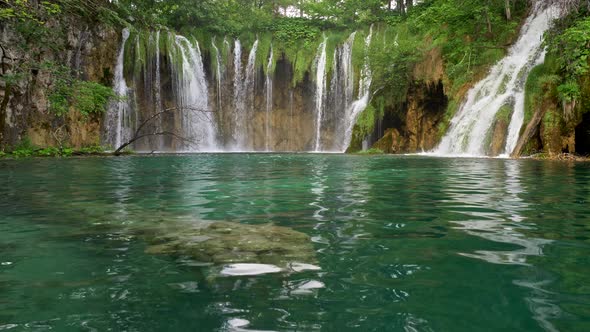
[353,101,386,139]
[133,33,148,79]
[190,29,213,53]
[123,29,137,79]
[523,58,560,128]
[256,32,273,72]
[221,37,231,65]
[356,104,377,137]
[524,64,546,125]
[325,31,349,77]
[495,104,513,123]
[291,48,311,85]
[543,109,558,131]
[438,98,461,139]
[211,37,224,81]
[351,29,368,77]
[497,74,510,95]
[482,104,513,154]
[355,148,385,155]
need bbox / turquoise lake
[1,154,589,331]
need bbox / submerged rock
[144,221,317,267]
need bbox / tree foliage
[546,6,590,106]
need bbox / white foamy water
[221,263,282,276]
[174,36,218,151]
[343,26,374,152]
[265,46,274,151]
[105,28,132,149]
[313,35,328,152]
[434,4,560,157]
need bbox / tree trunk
[406,0,413,11]
[505,0,512,20]
[396,0,405,13]
[511,106,546,157]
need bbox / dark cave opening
[575,112,590,156]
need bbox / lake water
[1,154,589,331]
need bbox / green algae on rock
[144,221,317,267]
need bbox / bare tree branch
[113,104,214,156]
[114,131,198,155]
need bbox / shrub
[47,62,116,117]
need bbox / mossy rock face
[144,221,316,267]
[373,128,404,154]
[485,118,509,156]
[483,104,513,156]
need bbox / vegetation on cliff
[1,0,589,156]
[0,0,121,150]
[516,3,590,156]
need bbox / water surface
[1,154,589,331]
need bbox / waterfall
[343,26,374,152]
[434,4,560,157]
[245,40,259,95]
[233,40,243,104]
[174,36,218,151]
[343,32,356,110]
[236,39,258,151]
[105,28,132,150]
[265,46,274,151]
[232,39,243,148]
[212,39,223,114]
[328,32,356,152]
[154,30,163,150]
[105,29,380,153]
[313,35,328,152]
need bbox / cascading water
[106,29,378,153]
[153,30,163,150]
[326,32,357,152]
[235,39,259,151]
[105,28,133,150]
[212,39,223,114]
[434,3,560,157]
[232,39,243,148]
[313,35,328,152]
[342,33,356,110]
[343,26,374,152]
[265,46,274,151]
[174,36,218,151]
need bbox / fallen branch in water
[113,105,213,155]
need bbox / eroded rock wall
[0,18,118,148]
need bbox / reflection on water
[443,159,559,331]
[514,279,562,332]
[227,318,277,332]
[443,159,551,265]
[310,158,329,222]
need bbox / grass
[0,143,110,159]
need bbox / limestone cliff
[0,16,118,149]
